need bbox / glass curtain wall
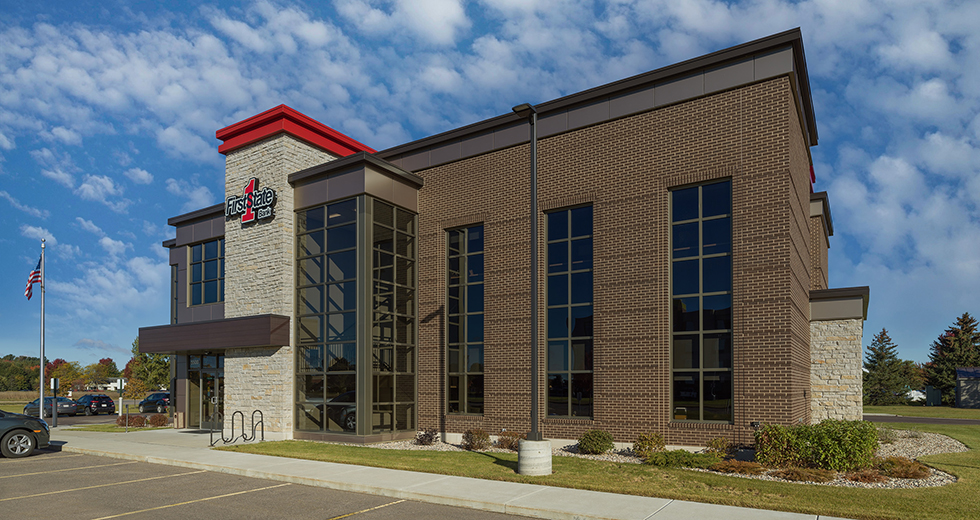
[296,199,358,432]
[670,180,733,422]
[447,225,484,414]
[546,206,594,417]
[372,200,417,433]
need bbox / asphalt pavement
[44,426,853,520]
[863,414,980,425]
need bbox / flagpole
[39,239,46,422]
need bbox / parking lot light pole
[512,102,551,476]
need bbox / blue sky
[2,0,978,369]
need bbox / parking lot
[0,450,530,519]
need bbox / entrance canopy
[139,314,290,354]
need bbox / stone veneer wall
[222,134,335,432]
[810,318,864,422]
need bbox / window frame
[188,238,224,306]
[669,179,734,424]
[446,224,484,415]
[545,204,594,419]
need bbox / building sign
[227,178,276,223]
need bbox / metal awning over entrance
[138,314,290,354]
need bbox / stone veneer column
[223,134,335,433]
[810,318,864,422]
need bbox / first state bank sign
[226,178,276,224]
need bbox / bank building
[139,29,869,447]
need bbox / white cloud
[46,126,83,146]
[123,167,153,184]
[55,243,82,260]
[73,338,130,356]
[0,190,50,218]
[0,131,14,150]
[75,217,104,236]
[29,148,77,188]
[99,236,129,256]
[74,174,131,212]
[335,0,470,46]
[165,177,215,213]
[20,224,56,246]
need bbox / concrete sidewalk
[50,427,851,520]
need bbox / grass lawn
[865,405,980,420]
[219,422,977,520]
[0,402,30,413]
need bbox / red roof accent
[216,105,376,156]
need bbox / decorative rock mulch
[334,428,967,489]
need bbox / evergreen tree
[863,329,906,405]
[925,313,980,405]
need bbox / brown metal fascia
[811,191,834,236]
[288,151,424,187]
[810,286,870,319]
[138,314,290,353]
[376,28,815,160]
[167,204,224,227]
[162,238,177,249]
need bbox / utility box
[925,386,942,406]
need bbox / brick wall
[810,319,864,422]
[222,134,335,432]
[413,76,813,446]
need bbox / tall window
[372,199,417,433]
[189,238,224,305]
[546,206,593,417]
[296,199,358,432]
[670,180,733,422]
[447,225,484,414]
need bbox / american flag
[25,256,41,300]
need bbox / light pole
[512,103,551,476]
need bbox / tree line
[864,312,980,406]
[0,338,169,396]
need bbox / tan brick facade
[810,319,864,421]
[222,134,336,432]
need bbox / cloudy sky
[2,0,978,369]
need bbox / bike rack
[209,409,264,446]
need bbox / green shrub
[645,449,722,468]
[705,437,734,457]
[495,431,525,451]
[770,467,836,483]
[710,460,765,475]
[116,414,146,427]
[415,428,438,446]
[633,432,665,460]
[462,428,491,450]
[577,429,614,455]
[147,414,168,427]
[754,420,878,471]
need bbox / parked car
[138,392,170,413]
[319,391,356,432]
[76,394,115,415]
[23,397,79,417]
[0,411,49,458]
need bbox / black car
[0,411,50,458]
[138,392,170,413]
[23,397,78,417]
[76,394,116,415]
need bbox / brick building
[139,28,869,447]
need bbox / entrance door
[187,354,224,430]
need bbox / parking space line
[0,470,208,502]
[0,461,137,479]
[91,483,292,519]
[0,453,84,463]
[326,500,405,520]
